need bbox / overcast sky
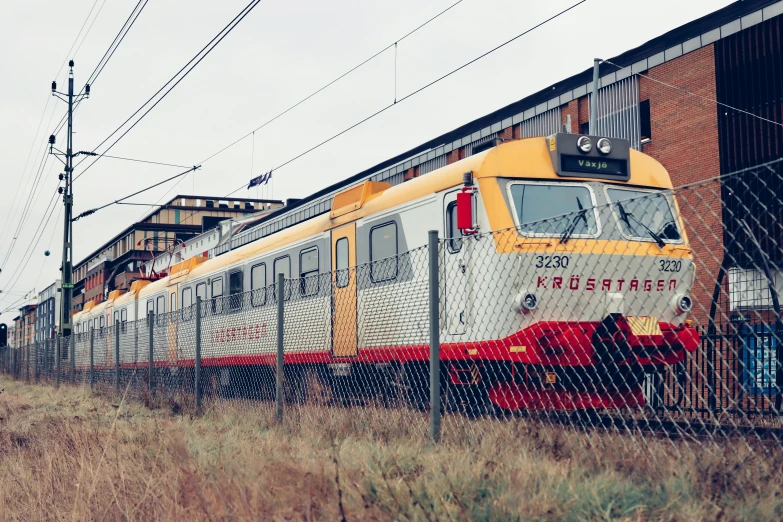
[0,0,733,323]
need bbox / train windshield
[509,182,598,237]
[606,188,681,242]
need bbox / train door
[444,193,468,335]
[331,223,357,357]
[167,285,178,362]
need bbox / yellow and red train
[72,133,699,412]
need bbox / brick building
[72,195,282,311]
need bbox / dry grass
[1,376,783,521]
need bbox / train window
[335,238,349,288]
[273,256,291,301]
[211,277,223,314]
[446,202,463,253]
[251,263,267,306]
[170,293,177,323]
[88,319,93,330]
[99,316,105,329]
[509,182,598,237]
[299,247,319,296]
[370,222,398,282]
[196,283,207,317]
[229,271,243,311]
[181,287,193,320]
[156,295,166,326]
[121,309,127,327]
[606,188,681,243]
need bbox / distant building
[71,195,282,312]
[16,304,36,347]
[36,280,61,342]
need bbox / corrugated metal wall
[591,76,642,150]
[519,108,561,138]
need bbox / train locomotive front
[450,134,699,412]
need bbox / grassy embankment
[1,376,783,521]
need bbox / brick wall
[638,44,723,328]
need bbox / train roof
[134,137,673,291]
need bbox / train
[71,133,699,412]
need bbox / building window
[579,122,589,135]
[251,263,266,306]
[370,222,398,282]
[640,99,651,143]
[299,247,319,296]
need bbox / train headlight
[672,294,693,315]
[515,292,538,313]
[596,138,612,155]
[576,136,592,153]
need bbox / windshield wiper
[616,201,666,248]
[560,197,588,244]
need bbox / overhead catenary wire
[195,0,467,167]
[171,0,589,230]
[138,0,468,219]
[0,0,150,296]
[72,166,201,222]
[0,0,108,256]
[224,0,590,194]
[601,59,783,129]
[73,0,265,183]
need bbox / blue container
[741,324,778,395]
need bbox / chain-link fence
[3,168,783,463]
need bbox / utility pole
[50,60,90,337]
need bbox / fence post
[195,296,202,412]
[148,311,154,402]
[428,230,441,443]
[34,342,38,382]
[90,327,95,391]
[276,272,284,423]
[69,336,75,383]
[26,343,30,382]
[56,336,61,388]
[115,324,121,399]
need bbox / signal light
[59,173,64,181]
[85,84,91,97]
[51,81,57,93]
[58,187,64,194]
[49,135,56,145]
[0,323,7,348]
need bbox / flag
[248,172,264,189]
[247,170,273,189]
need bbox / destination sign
[561,155,628,177]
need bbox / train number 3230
[659,259,682,272]
[535,255,569,269]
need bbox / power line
[226,0,589,194]
[0,0,106,254]
[0,0,144,288]
[72,166,200,221]
[73,0,265,183]
[81,152,191,169]
[174,0,588,229]
[601,58,783,129]
[196,0,467,166]
[147,0,468,218]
